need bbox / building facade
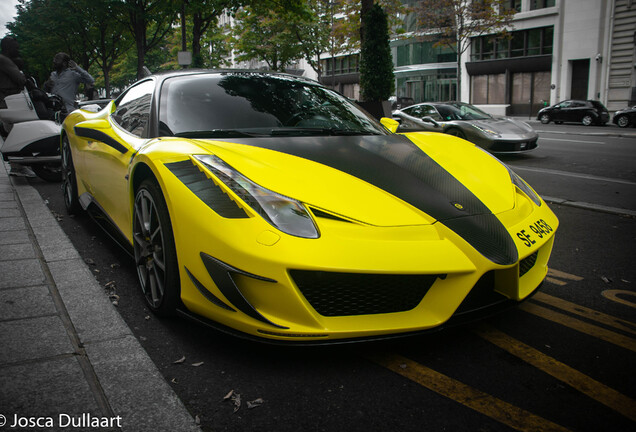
[466,0,636,116]
[222,1,635,116]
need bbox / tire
[61,135,81,214]
[539,114,550,124]
[32,163,62,182]
[133,179,180,317]
[582,115,593,126]
[616,115,630,128]
[446,128,467,140]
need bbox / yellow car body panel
[61,71,558,343]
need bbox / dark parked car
[537,100,609,126]
[393,101,538,153]
[612,105,636,128]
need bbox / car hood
[188,133,514,228]
[469,118,534,135]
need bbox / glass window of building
[471,27,553,60]
[530,0,556,10]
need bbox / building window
[395,40,457,67]
[471,73,505,104]
[530,0,556,10]
[471,26,554,61]
[320,54,360,77]
[502,0,522,12]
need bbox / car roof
[149,69,319,86]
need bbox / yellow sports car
[61,70,558,343]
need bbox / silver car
[393,102,538,153]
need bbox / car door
[552,101,570,122]
[568,100,587,122]
[83,79,155,235]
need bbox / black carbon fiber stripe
[74,127,128,154]
[233,135,518,265]
[165,160,248,218]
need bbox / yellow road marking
[546,276,567,286]
[519,302,636,353]
[532,292,636,335]
[602,289,636,309]
[368,353,571,432]
[548,269,583,281]
[476,324,636,423]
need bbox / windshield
[435,103,492,121]
[159,73,386,138]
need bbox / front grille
[519,252,538,277]
[290,270,440,317]
[490,139,538,152]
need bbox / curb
[1,161,201,432]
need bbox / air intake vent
[519,251,538,277]
[165,160,248,218]
[290,270,439,316]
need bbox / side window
[112,80,155,137]
[428,107,443,121]
[409,106,424,117]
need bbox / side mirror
[380,117,400,133]
[422,116,440,127]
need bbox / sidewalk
[0,161,200,431]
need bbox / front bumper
[170,186,558,342]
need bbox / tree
[289,0,331,79]
[359,3,394,102]
[76,0,131,97]
[8,0,91,84]
[232,6,304,71]
[415,0,516,99]
[328,0,407,56]
[184,0,240,67]
[124,0,179,79]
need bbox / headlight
[508,168,542,206]
[194,154,319,239]
[471,124,501,137]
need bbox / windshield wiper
[174,129,266,138]
[269,128,380,136]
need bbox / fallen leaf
[195,415,200,425]
[171,378,178,384]
[173,356,186,364]
[191,362,204,367]
[247,398,264,409]
[223,390,242,412]
[601,276,612,283]
[85,258,96,265]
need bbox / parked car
[612,105,636,128]
[60,70,558,343]
[537,100,609,126]
[392,101,538,153]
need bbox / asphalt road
[28,123,636,432]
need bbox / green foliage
[232,6,304,71]
[359,4,394,102]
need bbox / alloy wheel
[133,189,167,309]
